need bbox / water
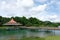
[0,29,60,40]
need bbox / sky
[0,0,60,22]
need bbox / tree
[28,17,40,26]
[0,16,2,25]
[0,16,59,27]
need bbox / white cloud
[1,1,6,4]
[16,0,34,8]
[30,4,47,12]
[49,15,57,19]
[49,15,60,22]
[0,0,60,22]
[0,0,47,17]
[0,0,34,10]
[21,0,34,7]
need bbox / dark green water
[0,29,60,40]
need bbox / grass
[2,36,60,40]
[20,37,45,40]
[20,36,60,40]
[45,36,60,40]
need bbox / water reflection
[0,29,60,40]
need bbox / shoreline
[0,26,59,30]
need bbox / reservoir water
[0,29,60,40]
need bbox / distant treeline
[0,16,60,27]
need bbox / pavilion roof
[3,18,22,25]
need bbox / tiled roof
[3,18,22,25]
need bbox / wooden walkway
[20,27,60,30]
[0,27,60,30]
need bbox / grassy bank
[46,36,60,40]
[8,36,60,40]
[20,37,45,40]
[20,36,60,40]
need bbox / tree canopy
[0,16,60,27]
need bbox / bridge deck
[0,27,60,30]
[20,27,60,30]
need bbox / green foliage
[0,16,60,27]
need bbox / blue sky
[0,0,60,22]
